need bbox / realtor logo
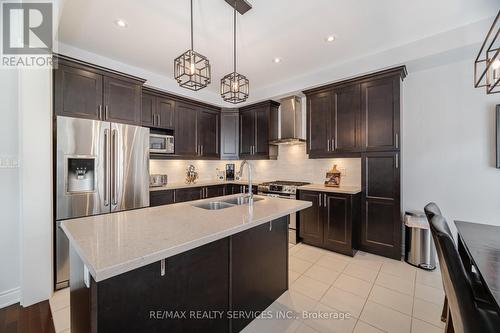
[2,2,52,54]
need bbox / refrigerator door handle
[111,129,118,206]
[104,129,110,206]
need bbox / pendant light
[474,10,499,95]
[174,0,211,91]
[221,1,249,103]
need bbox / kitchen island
[61,194,311,333]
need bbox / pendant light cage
[174,49,211,91]
[220,1,249,103]
[474,10,499,95]
[174,0,211,91]
[221,71,249,103]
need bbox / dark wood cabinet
[239,101,279,160]
[54,56,145,125]
[141,93,155,127]
[231,216,288,332]
[150,189,175,207]
[298,191,324,247]
[198,109,220,158]
[361,76,400,151]
[76,239,229,333]
[103,77,141,125]
[174,187,202,203]
[175,102,199,157]
[360,151,401,259]
[220,110,239,160]
[54,64,103,120]
[205,185,225,198]
[156,96,175,129]
[299,190,360,256]
[305,84,361,158]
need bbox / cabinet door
[333,84,361,152]
[175,103,198,156]
[103,77,142,125]
[198,109,220,158]
[141,93,155,127]
[231,217,288,333]
[361,76,400,151]
[307,91,331,157]
[174,187,202,203]
[298,191,324,247]
[205,185,225,198]
[93,238,229,333]
[323,193,352,255]
[239,109,255,157]
[254,106,270,157]
[220,112,239,160]
[54,64,103,120]
[156,96,175,129]
[149,190,175,207]
[360,152,401,259]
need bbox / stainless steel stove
[257,180,310,199]
[257,180,310,244]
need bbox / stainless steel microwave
[150,134,174,154]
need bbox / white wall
[0,69,21,308]
[402,59,500,234]
[151,145,361,187]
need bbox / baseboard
[0,287,21,308]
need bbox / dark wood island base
[70,216,289,333]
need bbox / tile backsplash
[150,144,361,186]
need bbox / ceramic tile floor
[50,243,445,333]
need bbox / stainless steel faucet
[239,160,253,203]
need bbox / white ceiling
[58,0,498,96]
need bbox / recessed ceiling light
[115,19,128,28]
[273,58,281,63]
[326,35,335,42]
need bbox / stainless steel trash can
[404,211,436,270]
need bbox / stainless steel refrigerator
[55,116,149,289]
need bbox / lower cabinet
[149,185,232,207]
[70,217,289,333]
[360,151,401,260]
[298,190,360,256]
[231,217,288,332]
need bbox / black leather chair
[427,214,500,333]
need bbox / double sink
[193,195,264,210]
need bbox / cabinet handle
[98,105,102,120]
[160,259,166,276]
[331,139,335,151]
[105,105,109,120]
[327,139,330,152]
[158,114,161,126]
[323,193,326,207]
[395,133,399,149]
[318,194,322,207]
[201,145,203,156]
[395,154,399,169]
[269,220,273,231]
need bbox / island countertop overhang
[61,194,312,282]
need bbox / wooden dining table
[455,220,500,315]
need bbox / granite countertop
[297,184,362,194]
[61,194,312,282]
[149,180,264,191]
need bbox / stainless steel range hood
[270,96,305,145]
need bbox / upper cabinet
[54,55,145,125]
[197,108,220,159]
[141,89,176,129]
[175,102,199,157]
[239,100,279,160]
[220,110,239,160]
[361,76,400,151]
[304,67,406,158]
